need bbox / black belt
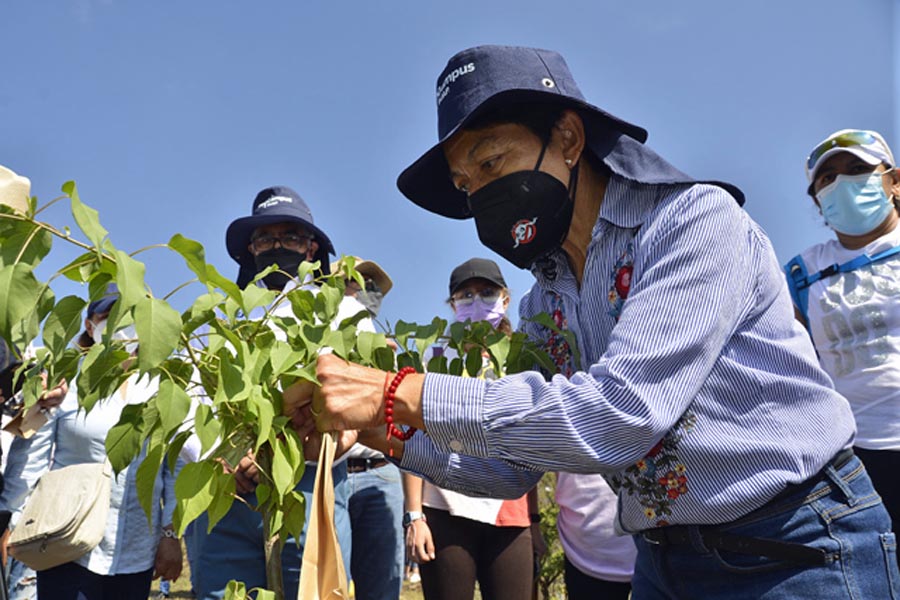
[346,457,389,473]
[641,449,855,567]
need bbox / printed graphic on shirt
[608,411,697,527]
[816,262,899,377]
[607,242,634,320]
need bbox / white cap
[806,129,895,184]
[0,165,31,214]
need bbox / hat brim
[397,90,648,220]
[330,257,393,296]
[226,213,335,268]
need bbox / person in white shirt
[785,129,900,539]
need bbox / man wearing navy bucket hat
[226,185,335,289]
[190,186,353,600]
[291,46,898,598]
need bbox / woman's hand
[405,518,435,564]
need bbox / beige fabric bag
[297,433,349,599]
[8,461,112,571]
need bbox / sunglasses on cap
[806,130,882,174]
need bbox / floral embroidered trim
[607,242,634,320]
[609,411,697,527]
[542,293,575,378]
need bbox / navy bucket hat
[226,186,335,287]
[397,45,650,219]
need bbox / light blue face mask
[817,171,894,236]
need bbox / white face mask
[91,319,138,354]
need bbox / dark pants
[37,562,153,600]
[420,506,532,600]
[563,556,632,600]
[855,446,899,531]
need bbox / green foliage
[0,183,565,600]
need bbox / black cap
[449,258,507,296]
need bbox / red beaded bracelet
[384,367,418,451]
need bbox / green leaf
[105,404,144,474]
[241,285,276,316]
[255,482,272,506]
[270,440,293,497]
[0,221,52,268]
[465,347,483,377]
[166,430,192,472]
[282,490,306,546]
[66,183,109,250]
[426,354,448,374]
[313,282,343,323]
[223,580,247,600]
[78,345,129,412]
[250,387,275,452]
[373,346,396,371]
[194,404,221,455]
[394,320,416,352]
[288,288,316,322]
[167,234,207,281]
[0,263,43,344]
[355,331,386,367]
[173,461,216,536]
[134,296,182,372]
[269,341,304,377]
[253,589,276,600]
[136,443,165,523]
[157,379,192,437]
[41,296,87,356]
[415,317,446,357]
[448,356,464,376]
[46,347,84,390]
[113,250,146,310]
[206,467,236,532]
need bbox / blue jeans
[632,454,900,599]
[347,462,404,600]
[6,559,36,600]
[191,461,352,600]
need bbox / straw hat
[0,165,31,214]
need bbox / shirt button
[449,440,464,452]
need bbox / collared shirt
[402,174,855,533]
[0,374,179,574]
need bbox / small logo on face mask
[511,217,538,248]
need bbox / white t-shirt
[556,473,636,583]
[799,223,900,450]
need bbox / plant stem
[258,448,285,599]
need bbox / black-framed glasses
[347,278,381,294]
[250,233,314,253]
[451,287,502,306]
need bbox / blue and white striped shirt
[401,174,855,533]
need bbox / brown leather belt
[346,457,389,473]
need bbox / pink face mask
[454,297,506,327]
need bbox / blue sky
[2,1,897,332]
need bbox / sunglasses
[806,130,880,173]
[451,287,502,306]
[250,233,314,253]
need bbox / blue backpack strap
[784,254,811,328]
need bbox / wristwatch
[403,511,425,528]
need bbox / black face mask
[466,143,577,270]
[253,248,304,290]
